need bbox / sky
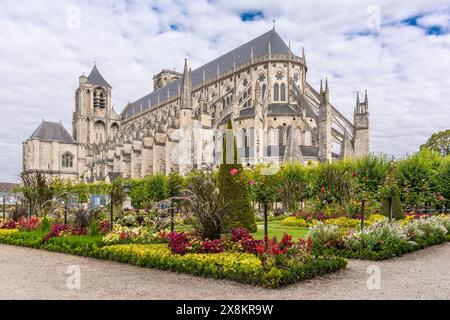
[0,0,449,182]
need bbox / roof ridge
[121,29,290,118]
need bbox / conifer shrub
[217,120,256,232]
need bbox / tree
[217,120,256,232]
[19,171,54,216]
[278,163,309,213]
[397,149,440,211]
[436,155,450,211]
[379,161,403,221]
[312,160,353,213]
[252,163,280,242]
[420,129,450,156]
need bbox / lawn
[253,220,309,240]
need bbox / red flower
[230,168,238,176]
[320,186,325,194]
[255,243,266,254]
[249,179,255,186]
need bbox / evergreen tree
[217,120,256,232]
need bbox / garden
[1,126,450,288]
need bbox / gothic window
[242,78,248,87]
[258,73,266,82]
[274,83,279,101]
[275,71,284,81]
[277,126,284,146]
[268,127,276,145]
[94,120,106,144]
[293,72,299,82]
[280,83,286,101]
[262,84,266,99]
[62,153,73,168]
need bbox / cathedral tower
[73,65,119,146]
[353,90,370,157]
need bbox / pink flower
[249,179,255,186]
[320,186,325,194]
[230,168,238,176]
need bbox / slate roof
[264,145,318,158]
[238,107,255,119]
[88,65,112,89]
[29,121,76,144]
[267,103,300,115]
[122,29,291,119]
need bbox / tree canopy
[420,129,450,156]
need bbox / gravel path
[0,243,449,299]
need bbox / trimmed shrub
[218,120,256,232]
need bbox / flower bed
[308,215,450,260]
[281,214,388,229]
[97,243,347,288]
[0,227,346,288]
[102,225,169,245]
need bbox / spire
[302,46,306,64]
[181,58,192,110]
[323,78,330,103]
[320,80,323,94]
[355,91,360,115]
[87,64,112,89]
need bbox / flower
[255,243,266,254]
[320,186,325,194]
[230,168,238,176]
[248,179,255,186]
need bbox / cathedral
[22,29,370,182]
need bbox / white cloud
[0,0,449,182]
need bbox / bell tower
[73,64,114,146]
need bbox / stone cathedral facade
[22,29,370,182]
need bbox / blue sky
[0,0,449,182]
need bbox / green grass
[253,220,309,240]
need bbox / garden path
[0,243,448,299]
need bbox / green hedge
[0,230,104,257]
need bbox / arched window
[274,83,279,101]
[262,84,266,99]
[277,126,284,146]
[268,127,275,145]
[280,83,286,101]
[94,120,106,144]
[62,153,73,168]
